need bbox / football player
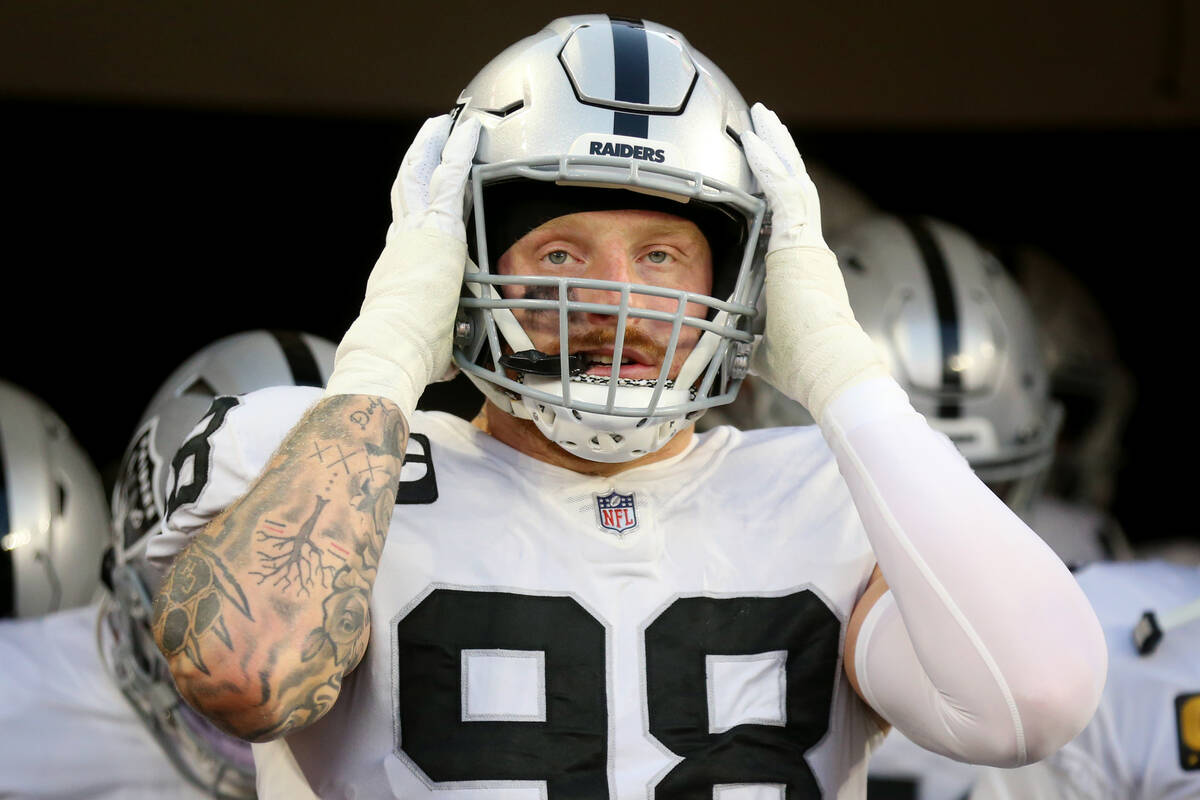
[1011,246,1137,563]
[970,562,1200,799]
[0,331,333,799]
[149,16,1107,798]
[0,380,109,618]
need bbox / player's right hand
[389,114,480,242]
[323,114,482,419]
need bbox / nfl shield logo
[594,490,639,536]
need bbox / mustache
[564,327,665,362]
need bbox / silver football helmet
[0,380,108,618]
[1013,247,1134,510]
[102,330,335,799]
[451,15,767,462]
[806,162,877,241]
[834,215,1062,517]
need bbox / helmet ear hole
[181,377,218,399]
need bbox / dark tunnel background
[2,98,1194,544]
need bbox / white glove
[742,103,885,421]
[324,114,481,419]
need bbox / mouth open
[575,349,662,381]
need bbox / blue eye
[647,251,669,264]
[546,250,569,265]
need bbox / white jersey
[1026,496,1130,569]
[151,385,882,800]
[971,560,1200,800]
[0,604,214,800]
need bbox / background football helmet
[451,14,767,462]
[835,215,1062,517]
[102,329,334,799]
[805,162,877,241]
[1013,246,1135,510]
[704,215,1062,522]
[0,380,108,619]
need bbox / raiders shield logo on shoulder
[1177,692,1200,771]
[594,489,638,536]
[114,420,163,551]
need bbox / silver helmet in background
[805,162,877,242]
[0,380,108,618]
[1012,246,1134,511]
[451,14,767,462]
[104,330,335,799]
[833,214,1062,517]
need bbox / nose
[575,245,636,326]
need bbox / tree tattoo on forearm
[249,460,391,739]
[249,497,339,596]
[153,394,409,738]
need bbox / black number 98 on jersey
[395,588,841,798]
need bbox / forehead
[521,208,708,243]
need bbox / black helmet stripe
[609,16,650,138]
[0,429,13,618]
[900,216,963,418]
[269,330,325,388]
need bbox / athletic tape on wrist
[324,228,466,419]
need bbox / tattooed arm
[154,114,480,740]
[153,394,408,741]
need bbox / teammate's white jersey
[1026,496,1130,569]
[971,560,1200,800]
[0,604,215,800]
[150,386,883,799]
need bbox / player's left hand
[742,103,885,421]
[742,103,828,252]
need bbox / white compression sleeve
[824,377,1107,766]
